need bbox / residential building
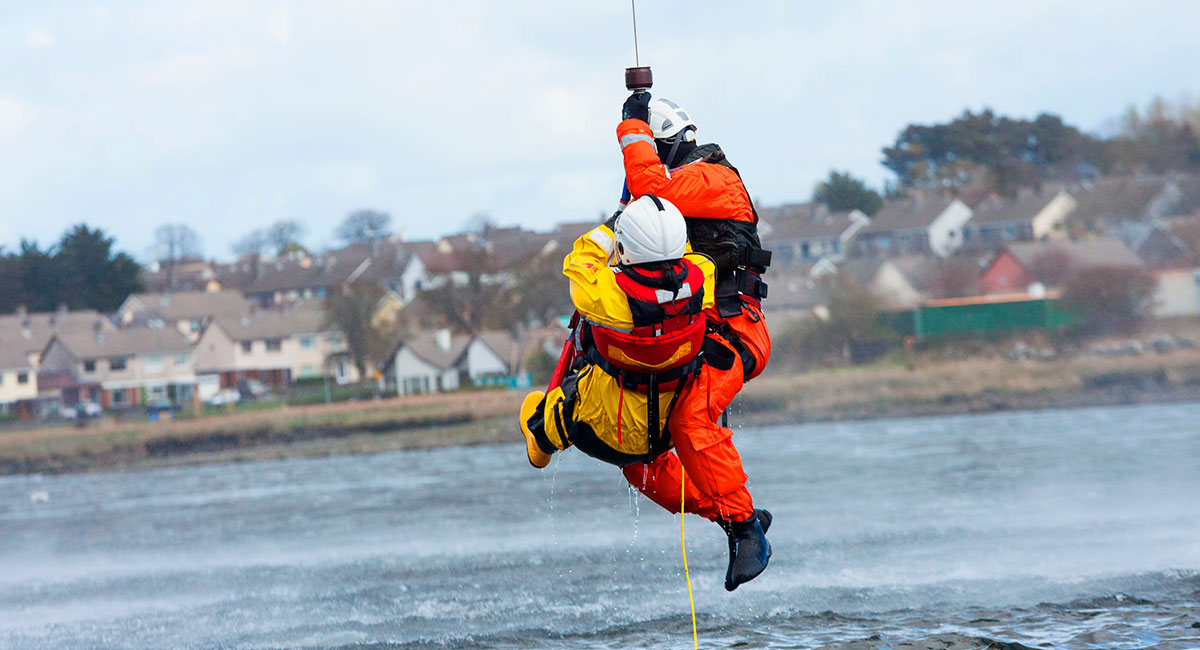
[1066,175,1189,235]
[193,301,356,388]
[854,195,972,258]
[388,329,470,395]
[961,187,1076,251]
[760,203,869,266]
[0,307,117,369]
[980,238,1143,294]
[116,290,253,342]
[1152,267,1200,318]
[39,325,197,409]
[0,345,37,415]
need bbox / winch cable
[630,0,641,67]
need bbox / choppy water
[1,402,1199,649]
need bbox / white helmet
[648,97,697,141]
[614,194,687,266]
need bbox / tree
[323,280,398,382]
[882,109,1105,195]
[231,229,269,259]
[777,271,897,367]
[336,210,392,244]
[1060,265,1157,335]
[56,224,144,311]
[153,223,201,291]
[266,219,305,256]
[417,246,515,334]
[813,171,883,215]
[506,250,572,327]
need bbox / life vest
[586,257,707,391]
[676,145,772,318]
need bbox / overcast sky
[2,1,1199,262]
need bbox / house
[116,290,253,342]
[140,257,221,293]
[854,195,972,258]
[960,187,1076,251]
[193,301,356,388]
[836,255,944,310]
[1152,267,1200,318]
[1066,176,1186,235]
[980,238,1143,294]
[759,203,869,266]
[217,250,376,308]
[0,307,117,369]
[1129,219,1194,269]
[388,329,471,395]
[39,325,198,410]
[0,344,37,416]
[759,266,826,322]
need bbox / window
[111,388,126,406]
[300,365,319,378]
[241,341,253,353]
[189,319,204,332]
[174,354,190,367]
[265,338,282,352]
[17,372,28,385]
[142,356,162,373]
[84,359,96,373]
[299,336,315,349]
[110,357,128,371]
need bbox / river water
[1,402,1198,649]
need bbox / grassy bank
[4,349,1200,476]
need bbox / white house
[856,195,972,258]
[961,187,1076,251]
[1153,267,1200,318]
[389,329,469,395]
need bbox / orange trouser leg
[622,452,723,520]
[624,359,755,522]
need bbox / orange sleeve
[616,118,755,223]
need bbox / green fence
[882,298,1077,338]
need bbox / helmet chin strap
[658,127,697,168]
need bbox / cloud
[0,98,34,138]
[143,48,263,89]
[266,8,291,44]
[27,29,55,48]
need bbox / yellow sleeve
[684,252,717,311]
[562,225,634,330]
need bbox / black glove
[622,92,651,122]
[604,210,620,231]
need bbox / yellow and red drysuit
[523,223,757,522]
[615,118,772,522]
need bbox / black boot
[718,509,772,592]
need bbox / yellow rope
[680,468,698,649]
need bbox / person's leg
[720,305,772,382]
[667,362,755,523]
[621,451,723,520]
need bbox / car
[237,379,270,400]
[145,400,179,421]
[62,401,102,419]
[208,389,242,407]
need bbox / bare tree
[336,210,392,244]
[153,223,201,291]
[267,219,305,256]
[323,280,398,382]
[231,229,269,259]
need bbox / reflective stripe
[654,283,692,304]
[619,133,654,149]
[588,228,613,252]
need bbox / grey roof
[210,302,329,341]
[1069,176,1171,223]
[860,194,958,234]
[968,186,1066,225]
[0,310,115,356]
[475,330,520,372]
[401,331,471,371]
[51,326,192,359]
[124,291,252,322]
[761,204,860,241]
[885,255,944,293]
[760,269,822,311]
[0,345,33,371]
[1004,237,1143,270]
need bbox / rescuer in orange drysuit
[614,92,773,542]
[519,194,771,591]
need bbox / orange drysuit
[617,118,771,523]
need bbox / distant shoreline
[3,353,1200,477]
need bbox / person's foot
[719,509,772,591]
[520,391,552,468]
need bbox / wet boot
[519,391,554,468]
[719,509,772,592]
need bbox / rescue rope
[680,468,698,649]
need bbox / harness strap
[585,346,704,389]
[708,322,756,379]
